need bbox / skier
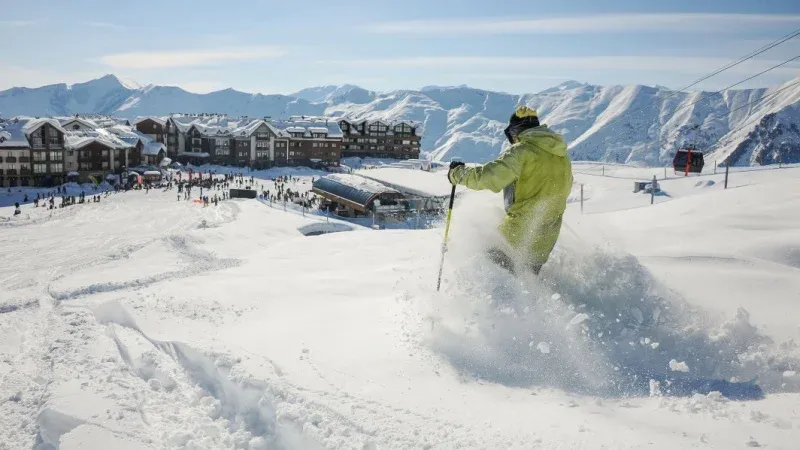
[447,106,573,275]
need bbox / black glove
[449,161,465,170]
[447,161,465,185]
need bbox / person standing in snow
[447,106,573,275]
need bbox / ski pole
[436,183,457,291]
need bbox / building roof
[64,127,135,150]
[339,117,421,128]
[312,174,401,209]
[0,119,31,148]
[58,117,101,129]
[272,117,343,139]
[143,141,166,156]
[0,116,66,148]
[22,117,67,135]
[170,114,280,138]
[134,116,167,126]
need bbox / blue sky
[2,0,799,95]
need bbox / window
[402,140,411,145]
[312,143,318,148]
[192,138,201,145]
[238,140,248,148]
[69,162,75,169]
[32,129,42,138]
[215,139,229,147]
[68,151,74,156]
[275,142,285,148]
[34,164,47,174]
[50,151,60,161]
[102,150,109,157]
[80,163,91,170]
[257,132,269,138]
[34,152,46,162]
[329,152,337,157]
[239,151,247,158]
[72,124,80,130]
[256,141,268,148]
[51,163,63,172]
[216,147,228,156]
[102,162,109,169]
[32,138,43,147]
[331,143,337,148]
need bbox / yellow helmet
[514,105,538,119]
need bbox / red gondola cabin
[673,145,704,175]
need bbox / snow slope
[2,164,799,449]
[3,75,800,166]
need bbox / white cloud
[364,13,800,35]
[82,21,126,30]
[100,47,286,69]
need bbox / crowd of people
[5,170,325,218]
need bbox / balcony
[50,144,63,149]
[6,157,17,163]
[6,169,16,175]
[19,157,30,163]
[20,169,31,175]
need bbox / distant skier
[447,106,573,275]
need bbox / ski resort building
[0,117,67,187]
[134,117,167,146]
[312,173,408,217]
[338,118,421,160]
[157,114,343,169]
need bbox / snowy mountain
[2,74,799,166]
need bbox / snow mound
[412,192,798,398]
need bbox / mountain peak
[77,74,140,91]
[419,84,472,92]
[537,80,588,94]
[290,84,365,103]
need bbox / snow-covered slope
[2,75,800,166]
[2,166,800,449]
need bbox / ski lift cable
[667,27,800,95]
[667,54,800,119]
[703,78,800,153]
[619,27,800,123]
[609,52,800,152]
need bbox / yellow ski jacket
[449,125,573,268]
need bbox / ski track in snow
[2,168,800,449]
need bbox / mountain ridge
[2,74,799,166]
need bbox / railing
[6,157,17,163]
[19,157,30,163]
[6,169,16,175]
